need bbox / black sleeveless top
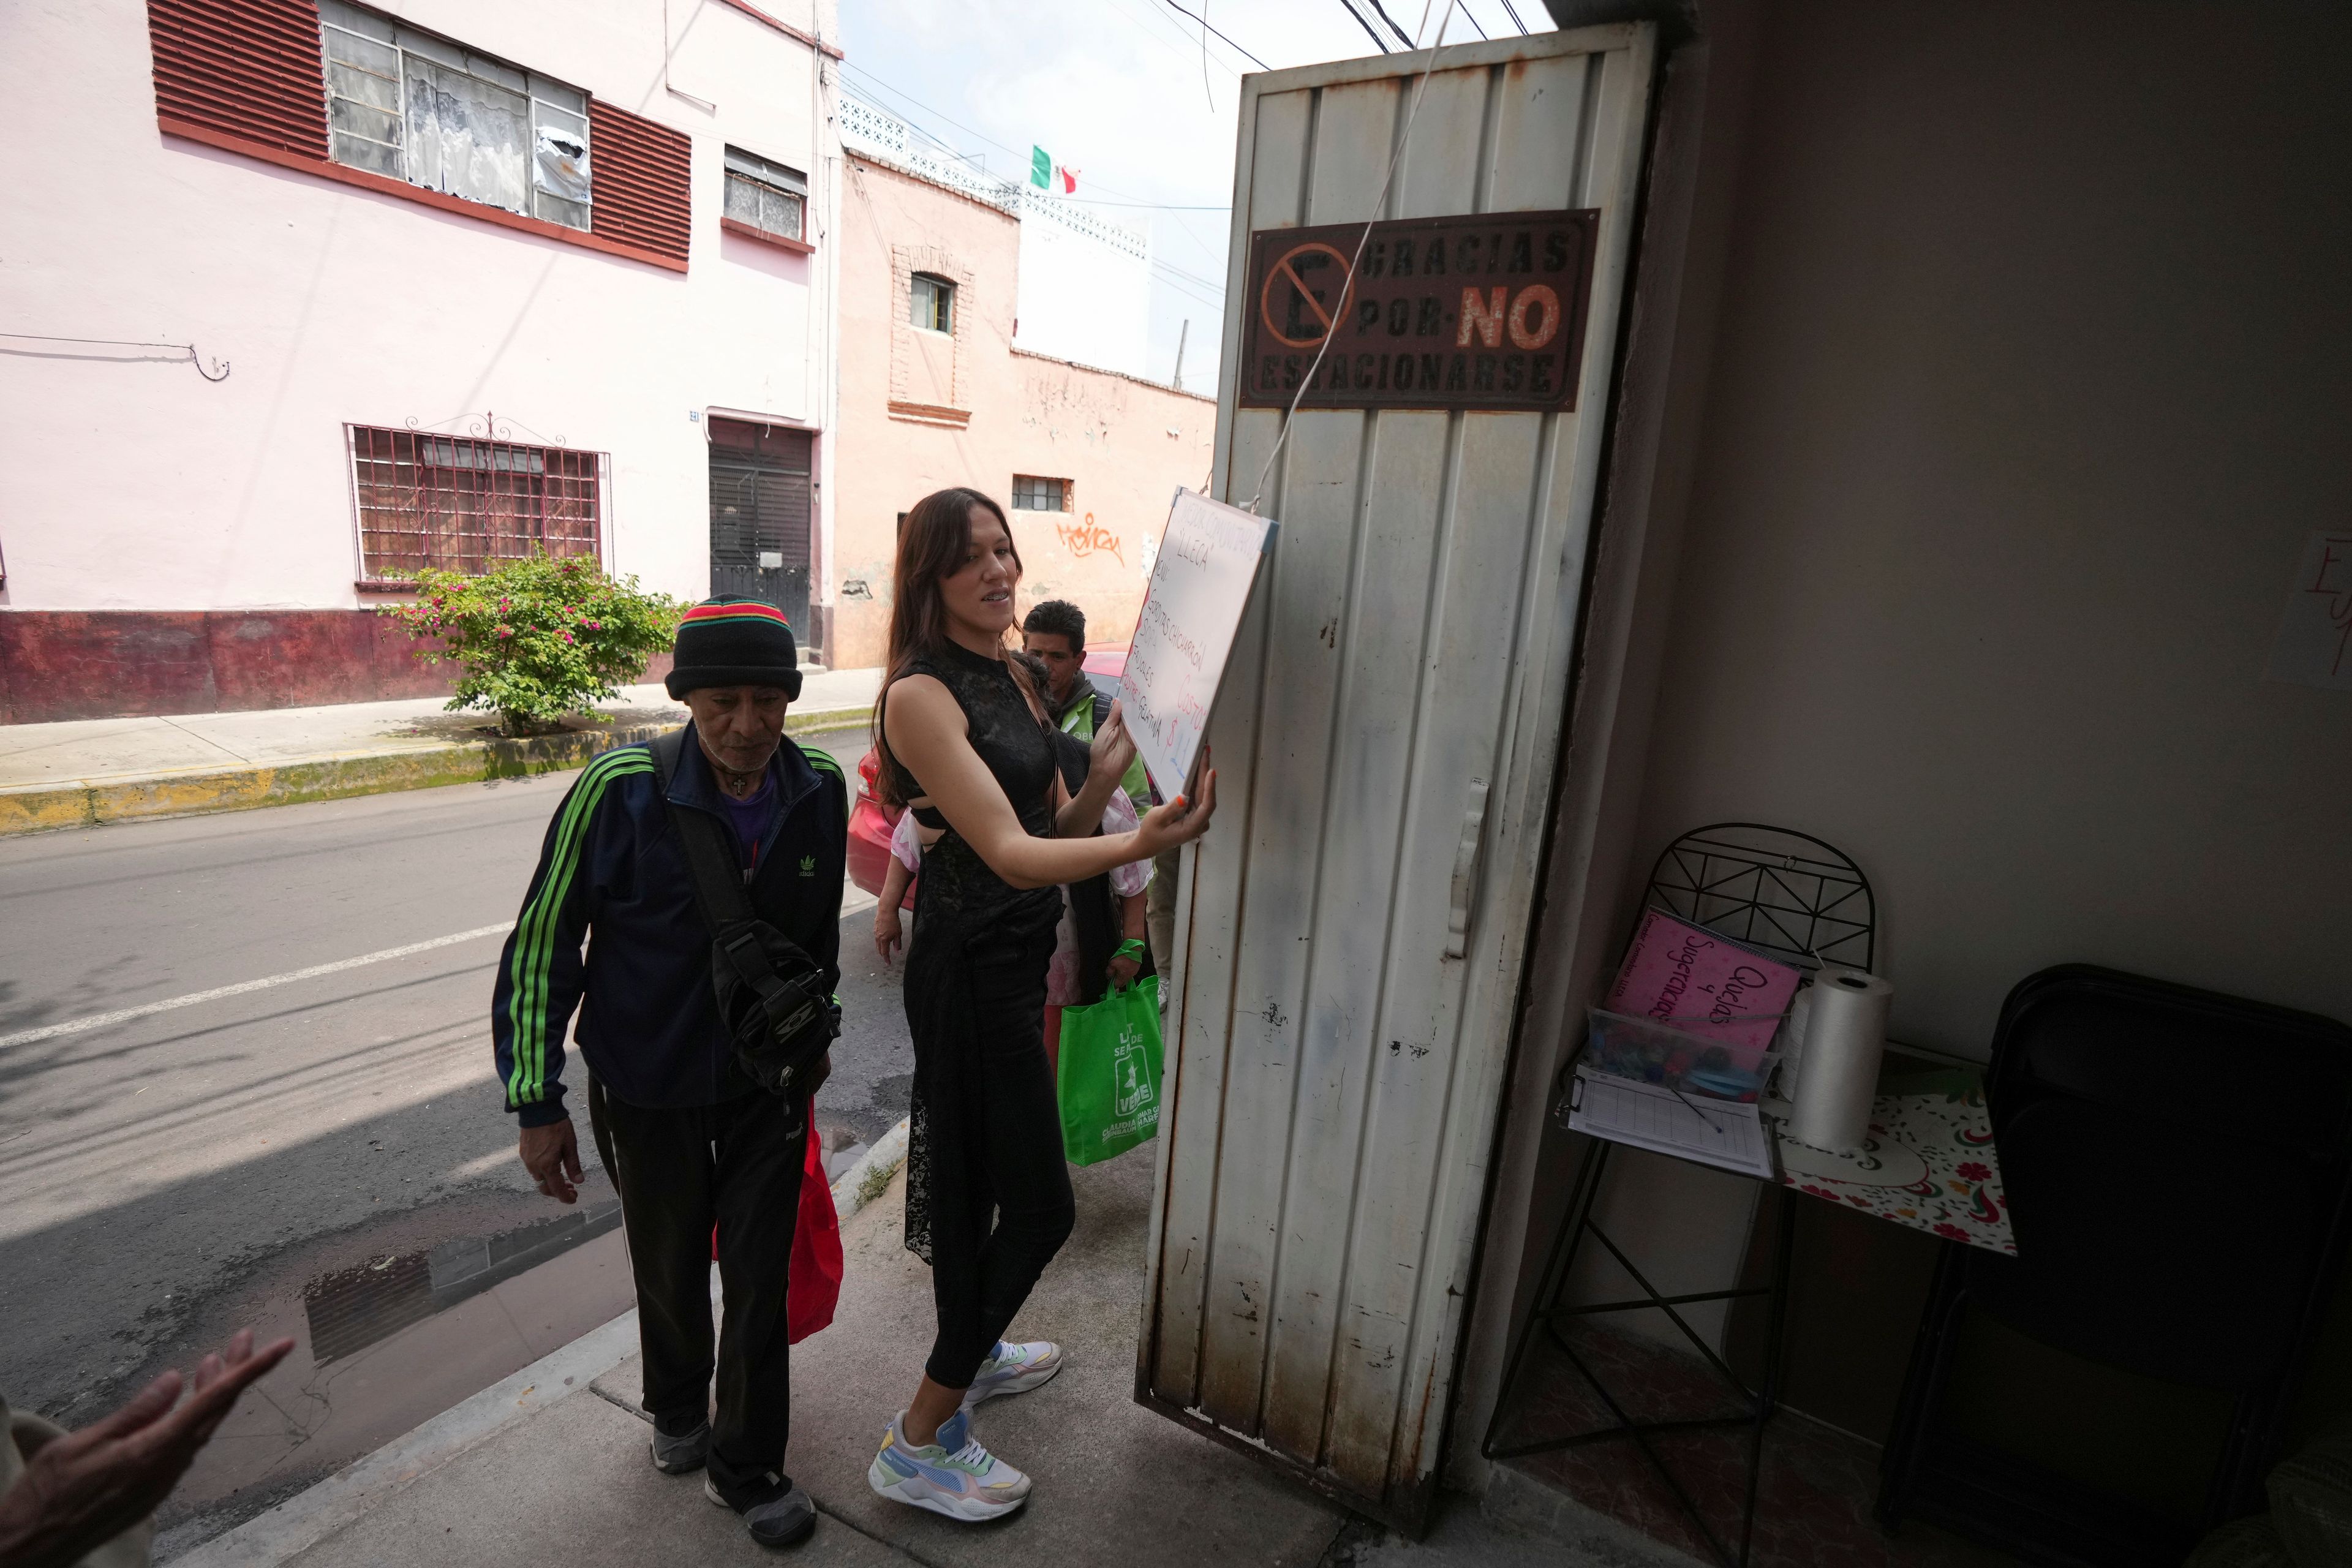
[881,641,1057,918]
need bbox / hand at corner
[519,1118,583,1205]
[0,1329,295,1568]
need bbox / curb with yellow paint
[0,707,872,838]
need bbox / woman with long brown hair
[864,488,1215,1522]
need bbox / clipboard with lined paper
[1566,1068,1776,1180]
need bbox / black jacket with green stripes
[491,725,847,1128]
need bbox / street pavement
[0,723,901,1547]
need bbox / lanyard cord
[1245,0,1463,515]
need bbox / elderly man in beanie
[492,597,845,1550]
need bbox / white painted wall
[1012,194,1152,380]
[1469,0,2352,1397]
[1629,1,2352,1055]
[0,0,839,612]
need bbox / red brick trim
[887,399,970,428]
[717,0,845,58]
[720,216,815,254]
[159,118,691,273]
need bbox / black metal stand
[1483,1137,1798,1568]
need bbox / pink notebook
[1604,909,1801,1051]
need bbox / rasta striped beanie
[664,598,804,700]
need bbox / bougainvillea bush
[379,552,682,736]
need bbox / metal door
[1139,26,1655,1528]
[707,421,814,643]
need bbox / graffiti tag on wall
[1055,511,1125,566]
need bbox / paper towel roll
[1786,966,1893,1151]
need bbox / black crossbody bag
[650,729,838,1097]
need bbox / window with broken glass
[318,0,592,232]
[723,148,807,243]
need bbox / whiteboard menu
[1121,488,1278,798]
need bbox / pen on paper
[1669,1081,1723,1133]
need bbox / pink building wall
[831,153,1216,673]
[0,0,840,720]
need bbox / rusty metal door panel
[1140,26,1656,1529]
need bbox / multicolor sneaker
[867,1409,1031,1521]
[962,1340,1064,1408]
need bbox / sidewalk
[170,1145,1634,1568]
[0,668,881,836]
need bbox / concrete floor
[0,729,904,1545]
[265,1153,1351,1568]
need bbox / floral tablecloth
[1762,1066,2015,1256]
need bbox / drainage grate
[304,1251,434,1364]
[301,1200,625,1366]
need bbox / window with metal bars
[317,0,592,231]
[349,426,603,581]
[1010,475,1071,512]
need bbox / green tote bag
[1057,977,1165,1166]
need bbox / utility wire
[1498,0,1530,34]
[1336,0,1393,51]
[1,331,230,380]
[840,61,1231,220]
[1366,0,1417,48]
[1248,0,1463,513]
[1150,0,1269,70]
[1102,0,1244,83]
[1198,0,1215,110]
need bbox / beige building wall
[830,154,1216,671]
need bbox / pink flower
[585,620,601,631]
[497,625,514,639]
[560,630,575,643]
[1956,1161,1992,1183]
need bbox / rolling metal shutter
[708,423,815,635]
[148,0,330,157]
[589,100,693,266]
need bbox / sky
[835,0,1554,396]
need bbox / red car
[846,643,1128,901]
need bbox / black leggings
[924,924,1076,1388]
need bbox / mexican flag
[1030,147,1079,195]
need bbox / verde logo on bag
[1114,1023,1153,1118]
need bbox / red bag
[710,1118,843,1344]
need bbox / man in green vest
[1020,600,1150,812]
[1022,600,1173,979]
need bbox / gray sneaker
[706,1474,818,1548]
[651,1420,710,1474]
